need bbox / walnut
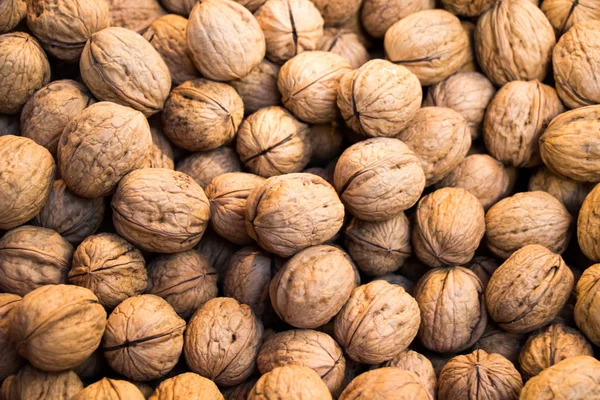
[466,256,500,288]
[184,297,263,386]
[459,20,477,72]
[248,365,332,400]
[318,28,369,69]
[472,323,524,365]
[149,373,224,400]
[278,51,351,124]
[176,147,242,189]
[187,0,265,81]
[10,284,106,371]
[196,228,241,275]
[112,168,210,253]
[360,0,435,39]
[160,0,195,15]
[229,60,281,115]
[529,167,592,216]
[0,0,25,33]
[0,294,23,382]
[339,368,431,400]
[542,0,600,36]
[0,225,73,296]
[308,122,343,165]
[485,191,573,259]
[235,0,267,12]
[80,27,171,116]
[143,127,175,169]
[440,0,495,16]
[2,365,83,400]
[105,0,166,33]
[486,244,574,333]
[246,173,345,257]
[384,10,468,86]
[383,350,437,399]
[222,378,257,400]
[575,264,600,345]
[333,138,425,221]
[72,378,145,400]
[68,233,147,308]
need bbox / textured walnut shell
[230,60,281,115]
[2,365,83,400]
[68,233,147,309]
[486,244,574,333]
[176,147,242,189]
[112,168,210,253]
[318,28,369,70]
[529,167,592,216]
[184,297,263,386]
[103,294,186,381]
[278,51,351,124]
[0,294,23,382]
[306,126,341,167]
[221,378,257,400]
[248,367,332,400]
[0,0,25,33]
[271,245,356,328]
[163,79,243,151]
[246,173,345,257]
[160,0,195,15]
[149,373,224,400]
[72,378,145,400]
[440,0,495,16]
[575,264,600,345]
[309,0,360,26]
[196,228,241,275]
[542,0,600,36]
[0,225,73,296]
[334,138,425,221]
[10,284,106,371]
[80,27,171,116]
[383,350,437,399]
[472,323,524,365]
[439,350,523,400]
[187,0,265,81]
[360,0,435,39]
[235,0,267,12]
[466,256,500,288]
[475,0,556,86]
[485,191,573,259]
[414,267,487,353]
[459,20,477,72]
[106,0,166,32]
[339,368,431,400]
[384,10,468,86]
[143,127,175,169]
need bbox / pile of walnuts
[1,0,600,398]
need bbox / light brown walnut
[2,365,83,400]
[575,264,600,345]
[105,0,166,33]
[176,147,242,189]
[318,28,369,69]
[72,378,145,400]
[339,368,431,400]
[0,294,23,382]
[229,60,281,115]
[143,127,175,169]
[149,373,224,400]
[529,167,592,216]
[248,365,332,400]
[0,0,25,33]
[384,350,437,399]
[361,0,435,39]
[309,0,360,26]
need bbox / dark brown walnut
[338,60,422,138]
[424,72,496,140]
[375,274,415,294]
[486,244,574,333]
[230,60,281,115]
[21,80,94,157]
[475,0,556,86]
[414,267,487,353]
[257,329,346,395]
[440,0,495,16]
[103,294,186,381]
[236,107,311,178]
[384,10,468,86]
[271,245,357,328]
[105,0,166,32]
[80,27,171,116]
[529,167,592,216]
[339,368,431,400]
[72,350,107,380]
[57,102,152,198]
[473,323,524,365]
[142,15,201,86]
[334,138,425,221]
[221,378,257,400]
[176,147,242,189]
[72,378,145,400]
[318,28,369,69]
[459,20,477,72]
[256,0,323,64]
[68,233,147,309]
[246,173,345,257]
[1,365,83,400]
[412,188,485,267]
[163,79,244,151]
[308,123,343,165]
[345,212,411,276]
[196,228,241,275]
[485,191,573,259]
[383,350,437,399]
[466,256,500,288]
[0,225,73,296]
[184,297,263,386]
[149,373,224,400]
[248,365,332,400]
[0,0,25,33]
[361,0,435,39]
[575,263,600,345]
[278,51,352,124]
[542,0,600,36]
[0,294,23,382]
[309,0,360,26]
[112,168,210,253]
[187,0,265,81]
[10,284,106,371]
[161,0,196,15]
[439,350,523,400]
[143,127,175,169]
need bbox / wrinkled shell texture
[196,229,241,274]
[246,173,345,257]
[384,350,437,399]
[529,167,591,216]
[384,10,468,86]
[467,256,500,288]
[72,377,145,400]
[575,264,600,345]
[485,191,573,259]
[176,147,242,189]
[0,0,26,33]
[542,0,600,36]
[334,138,426,221]
[361,0,435,39]
[112,168,210,253]
[0,294,23,381]
[103,294,186,381]
[160,0,196,15]
[248,365,332,400]
[149,373,224,400]
[318,28,369,70]
[144,127,175,169]
[339,368,431,400]
[229,59,281,114]
[2,365,83,400]
[459,20,477,73]
[184,297,263,386]
[309,0,360,26]
[106,0,166,32]
[441,0,495,16]
[474,324,523,365]
[486,245,574,333]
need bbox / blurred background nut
[459,20,477,72]
[375,274,415,294]
[384,350,437,399]
[309,0,360,26]
[176,147,242,189]
[72,350,107,381]
[196,229,241,275]
[440,0,494,16]
[161,0,196,16]
[248,365,332,400]
[339,368,431,400]
[2,365,83,400]
[72,377,145,400]
[472,323,524,365]
[308,123,343,165]
[361,0,434,39]
[541,0,600,36]
[234,0,267,12]
[466,256,500,288]
[149,373,224,400]
[221,378,257,400]
[318,28,369,69]
[0,0,25,33]
[105,0,166,33]
[529,167,592,216]
[229,60,281,115]
[575,264,600,345]
[143,127,175,169]
[0,294,23,382]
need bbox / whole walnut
[309,0,360,26]
[0,294,23,382]
[384,350,437,399]
[334,138,425,221]
[308,123,343,165]
[143,127,175,169]
[529,167,592,216]
[2,365,83,400]
[149,373,224,400]
[105,0,166,32]
[271,245,357,328]
[440,0,495,16]
[485,191,573,259]
[0,0,25,33]
[575,263,600,345]
[196,228,241,275]
[318,28,369,69]
[72,378,145,400]
[112,168,210,253]
[542,0,600,36]
[0,225,73,296]
[221,378,257,400]
[248,365,332,400]
[21,80,94,157]
[424,72,496,140]
[176,147,242,189]
[338,60,422,138]
[339,368,431,400]
[473,323,524,365]
[187,0,265,81]
[245,173,345,257]
[459,20,477,72]
[475,0,556,86]
[229,60,281,114]
[412,188,485,267]
[466,256,500,288]
[384,10,468,86]
[103,294,186,381]
[278,51,352,124]
[163,79,243,151]
[160,0,195,15]
[10,284,107,371]
[68,233,147,309]
[236,107,311,178]
[142,15,201,86]
[361,0,435,39]
[184,297,263,386]
[234,0,266,12]
[486,244,574,333]
[80,27,171,116]
[439,350,523,400]
[414,267,487,353]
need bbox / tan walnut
[384,350,437,399]
[575,264,600,345]
[229,60,281,115]
[309,0,360,26]
[308,122,344,165]
[143,127,175,170]
[176,147,242,189]
[529,167,592,216]
[361,0,435,39]
[105,0,166,33]
[248,365,332,400]
[339,368,431,400]
[0,294,23,382]
[149,373,224,400]
[72,378,145,400]
[440,0,495,16]
[466,256,501,288]
[0,0,26,33]
[541,0,600,37]
[318,28,369,69]
[2,365,83,400]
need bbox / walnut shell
[466,256,500,288]
[0,294,23,382]
[318,28,369,69]
[384,10,468,86]
[486,244,574,333]
[143,127,175,169]
[310,0,360,26]
[308,122,343,165]
[176,147,242,189]
[0,0,26,33]
[440,0,495,16]
[112,168,210,253]
[10,284,107,371]
[221,378,257,400]
[248,365,331,400]
[2,365,83,400]
[575,263,600,345]
[196,228,241,275]
[472,323,524,365]
[339,368,431,400]
[360,0,435,39]
[72,378,145,400]
[160,0,195,15]
[529,167,592,216]
[459,20,477,72]
[234,0,266,12]
[542,0,600,36]
[149,373,224,400]
[106,0,166,32]
[383,350,436,399]
[229,59,281,115]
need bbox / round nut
[2,365,83,400]
[541,0,600,37]
[529,167,592,216]
[248,365,332,400]
[149,373,224,400]
[143,127,175,169]
[339,368,431,400]
[161,0,195,15]
[473,323,524,365]
[575,264,600,345]
[308,122,344,165]
[235,0,267,12]
[196,229,241,275]
[440,0,495,16]
[0,0,26,33]
[318,28,369,69]
[459,20,477,72]
[466,256,501,288]
[309,0,359,26]
[72,377,145,400]
[384,350,437,399]
[105,0,166,33]
[229,60,281,115]
[0,294,23,382]
[360,0,435,39]
[176,147,242,189]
